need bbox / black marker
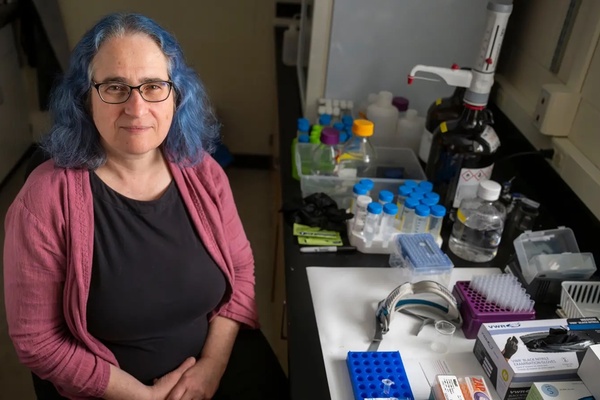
[300,246,356,253]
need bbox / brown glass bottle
[424,86,467,134]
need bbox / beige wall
[57,0,276,156]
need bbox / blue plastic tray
[346,351,414,400]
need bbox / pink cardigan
[3,155,259,399]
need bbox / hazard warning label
[453,164,494,207]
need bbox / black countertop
[274,28,600,400]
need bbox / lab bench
[273,28,600,400]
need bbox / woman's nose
[124,89,149,115]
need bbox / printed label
[453,165,494,208]
[436,98,443,106]
[481,126,500,152]
[440,121,449,133]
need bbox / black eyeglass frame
[92,80,174,104]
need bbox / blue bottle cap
[412,186,427,196]
[342,115,354,127]
[298,133,310,143]
[415,204,430,217]
[418,181,434,193]
[297,118,310,133]
[404,197,419,210]
[333,122,345,131]
[408,192,424,201]
[378,190,394,203]
[430,204,447,217]
[398,185,412,197]
[339,132,349,143]
[359,179,374,190]
[353,183,368,195]
[403,180,418,189]
[383,203,398,216]
[319,114,332,126]
[424,192,440,204]
[420,197,437,207]
[367,202,383,214]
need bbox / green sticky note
[298,237,344,246]
[293,223,341,239]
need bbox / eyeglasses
[92,80,174,104]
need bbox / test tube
[403,180,418,190]
[400,197,419,233]
[412,186,427,197]
[378,190,394,205]
[418,181,434,193]
[420,196,437,209]
[424,191,440,205]
[380,203,398,247]
[362,202,383,247]
[359,179,374,197]
[428,205,446,242]
[408,191,424,203]
[413,205,430,233]
[381,379,394,395]
[352,195,372,233]
[396,185,412,220]
[350,184,368,215]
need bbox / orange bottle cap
[352,119,374,137]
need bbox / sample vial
[350,184,369,215]
[359,178,374,196]
[428,204,447,242]
[420,196,437,208]
[418,181,434,193]
[297,118,310,138]
[408,191,424,203]
[400,197,419,233]
[396,185,412,219]
[380,203,399,247]
[352,195,372,233]
[378,190,394,205]
[424,191,440,205]
[413,204,431,233]
[362,202,383,246]
[342,115,354,128]
[403,180,418,190]
[412,186,427,197]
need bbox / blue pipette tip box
[346,351,414,400]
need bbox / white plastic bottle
[366,91,399,147]
[396,109,425,155]
[282,21,299,66]
[448,180,507,262]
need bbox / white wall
[57,0,277,156]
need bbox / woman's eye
[105,85,127,92]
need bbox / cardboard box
[578,344,600,398]
[473,318,597,400]
[526,381,592,400]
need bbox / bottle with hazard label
[425,104,500,211]
[448,180,506,262]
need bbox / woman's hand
[165,356,226,400]
[148,357,196,400]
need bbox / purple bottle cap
[392,96,409,112]
[320,127,340,145]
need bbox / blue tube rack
[346,351,414,400]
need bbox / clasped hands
[147,355,226,400]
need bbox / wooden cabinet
[0,25,31,182]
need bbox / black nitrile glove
[501,336,519,359]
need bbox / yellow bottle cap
[352,119,374,137]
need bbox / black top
[86,172,226,384]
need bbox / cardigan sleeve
[206,157,259,328]
[3,192,110,398]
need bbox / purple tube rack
[452,280,536,339]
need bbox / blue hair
[41,13,220,169]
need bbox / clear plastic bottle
[367,91,399,147]
[400,197,419,233]
[350,183,368,215]
[352,195,372,233]
[311,127,339,176]
[428,204,446,243]
[362,202,383,246]
[338,119,377,178]
[378,190,394,205]
[413,205,430,233]
[448,180,506,262]
[380,203,399,247]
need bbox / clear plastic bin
[560,281,600,318]
[295,144,426,209]
[513,227,597,284]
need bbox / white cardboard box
[577,344,600,398]
[473,319,584,400]
[526,381,592,400]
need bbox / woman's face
[90,33,174,161]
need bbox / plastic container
[400,197,419,233]
[381,203,399,246]
[346,351,414,400]
[337,119,377,179]
[560,281,600,318]
[389,233,454,286]
[378,190,394,205]
[418,181,434,193]
[362,202,383,246]
[295,144,426,210]
[359,178,374,196]
[396,109,425,155]
[453,280,536,339]
[352,195,372,233]
[350,183,368,215]
[428,204,446,243]
[366,91,400,147]
[311,127,339,176]
[448,180,506,263]
[413,205,430,233]
[513,227,597,284]
[396,185,412,218]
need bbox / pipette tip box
[453,281,536,339]
[346,351,414,400]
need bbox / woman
[4,13,287,400]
